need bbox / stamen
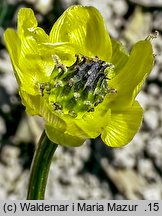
[68,110,77,118]
[145,30,159,41]
[39,83,45,96]
[44,82,51,94]
[52,55,67,73]
[53,102,62,111]
[74,92,80,100]
[53,80,63,88]
[108,89,117,94]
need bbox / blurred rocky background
[0,0,162,200]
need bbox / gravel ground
[0,0,162,200]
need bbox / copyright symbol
[3,203,16,213]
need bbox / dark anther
[77,55,88,66]
[53,80,63,88]
[68,110,77,118]
[108,89,117,94]
[53,102,62,111]
[45,82,51,94]
[56,63,65,71]
[39,83,45,96]
[88,107,94,112]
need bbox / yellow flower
[4,6,154,147]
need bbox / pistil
[38,55,116,118]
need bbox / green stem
[27,130,58,200]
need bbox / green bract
[4,6,154,147]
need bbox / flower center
[38,55,115,118]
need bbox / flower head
[4,6,154,147]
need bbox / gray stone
[129,0,162,7]
[148,84,160,97]
[137,159,159,181]
[143,185,162,200]
[144,109,159,130]
[152,12,162,32]
[136,91,150,109]
[146,137,162,171]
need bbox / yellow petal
[17,8,38,37]
[45,124,85,147]
[50,5,112,61]
[71,107,111,139]
[20,90,66,132]
[4,29,21,83]
[39,42,78,66]
[109,40,154,107]
[101,101,143,147]
[18,41,80,95]
[110,39,129,77]
[4,8,53,95]
[20,91,86,147]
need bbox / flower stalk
[27,131,58,200]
